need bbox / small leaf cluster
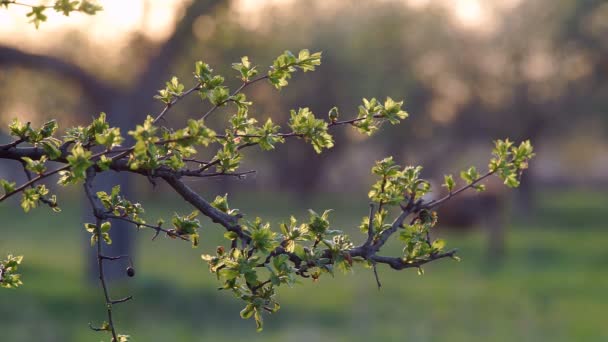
[170,211,201,247]
[200,206,350,331]
[460,166,485,191]
[154,77,185,104]
[161,119,216,170]
[0,254,23,288]
[214,134,241,173]
[246,218,278,253]
[21,184,52,212]
[96,321,130,341]
[202,247,279,331]
[194,61,229,105]
[268,49,322,89]
[65,112,123,149]
[442,174,455,192]
[230,107,283,151]
[440,139,534,194]
[0,179,16,195]
[9,119,62,159]
[359,208,391,238]
[288,107,334,153]
[399,210,449,273]
[211,194,240,217]
[9,118,56,142]
[128,115,217,171]
[489,139,535,188]
[232,56,258,82]
[60,113,125,183]
[92,113,124,149]
[22,155,47,175]
[369,157,430,205]
[127,116,161,170]
[114,334,130,342]
[84,221,112,246]
[353,97,408,135]
[325,234,355,273]
[63,144,93,182]
[97,185,144,222]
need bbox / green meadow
[1,190,606,341]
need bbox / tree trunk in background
[85,101,135,281]
[85,0,226,281]
[0,0,227,281]
[275,56,342,196]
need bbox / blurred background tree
[2,0,606,202]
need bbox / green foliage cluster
[0,254,23,289]
[268,50,322,89]
[0,45,535,337]
[489,139,534,188]
[354,97,409,135]
[0,5,535,338]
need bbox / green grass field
[1,190,607,341]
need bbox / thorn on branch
[99,254,129,261]
[111,296,133,305]
[88,322,106,331]
[146,172,157,188]
[151,226,161,241]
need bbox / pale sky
[0,0,187,50]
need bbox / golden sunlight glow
[232,0,516,36]
[231,0,297,31]
[0,0,525,51]
[401,0,525,34]
[452,0,485,27]
[403,0,431,9]
[0,0,186,50]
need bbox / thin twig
[0,138,23,150]
[94,215,118,340]
[0,164,69,202]
[99,254,129,261]
[179,169,256,179]
[153,84,202,124]
[0,149,112,203]
[2,1,52,9]
[105,215,189,241]
[365,203,375,247]
[19,161,58,209]
[111,296,133,305]
[84,171,119,340]
[201,74,269,121]
[424,170,495,209]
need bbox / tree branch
[84,171,119,341]
[161,174,248,240]
[371,200,419,252]
[201,74,270,121]
[423,171,495,209]
[370,250,457,270]
[105,214,189,242]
